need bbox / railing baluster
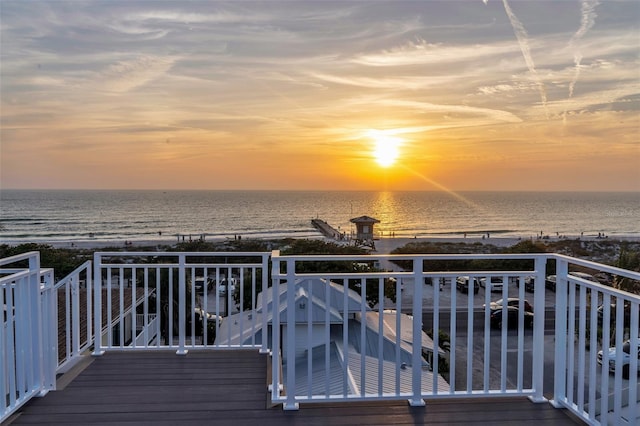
[449,274,456,395]
[270,252,282,402]
[93,253,104,356]
[410,258,425,406]
[307,277,313,399]
[132,267,137,349]
[65,279,71,363]
[177,256,186,355]
[1,273,7,414]
[499,276,507,392]
[552,258,568,407]
[530,256,546,402]
[483,276,491,393]
[155,267,161,348]
[567,278,576,405]
[284,258,298,410]
[514,276,524,393]
[325,274,332,399]
[342,274,350,399]
[629,305,638,425]
[261,253,270,354]
[394,276,401,395]
[359,277,366,397]
[432,274,441,395]
[377,276,384,397]
[467,276,475,393]
[576,284,587,411]
[599,293,611,425]
[613,295,624,425]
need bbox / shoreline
[2,234,639,254]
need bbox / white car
[485,298,533,313]
[597,340,640,379]
[480,276,504,293]
[217,277,237,295]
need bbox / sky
[1,0,638,191]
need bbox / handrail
[3,250,639,424]
[92,251,271,355]
[54,261,93,374]
[1,252,56,423]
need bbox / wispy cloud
[95,56,177,93]
[501,0,549,119]
[564,0,599,124]
[349,98,523,124]
[351,38,519,67]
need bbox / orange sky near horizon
[1,1,638,191]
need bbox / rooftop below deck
[7,350,580,426]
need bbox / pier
[311,218,342,240]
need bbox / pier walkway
[311,218,342,240]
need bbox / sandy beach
[12,234,639,254]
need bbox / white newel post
[177,254,187,355]
[410,258,426,406]
[269,252,282,401]
[551,258,568,407]
[93,253,104,356]
[283,258,299,410]
[41,270,56,392]
[529,255,547,403]
[260,253,270,354]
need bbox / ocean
[0,190,638,245]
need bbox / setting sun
[370,131,402,168]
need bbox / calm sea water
[0,190,638,244]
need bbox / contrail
[564,0,598,123]
[502,0,549,119]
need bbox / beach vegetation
[0,243,93,280]
[426,328,451,378]
[614,243,640,293]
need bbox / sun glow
[370,131,402,168]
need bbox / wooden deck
[7,351,581,425]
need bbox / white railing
[270,252,548,410]
[54,261,93,374]
[2,250,638,425]
[92,251,270,355]
[1,252,56,423]
[269,251,639,424]
[551,255,640,425]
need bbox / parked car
[597,340,640,379]
[546,272,597,292]
[545,275,557,291]
[490,306,534,329]
[425,277,445,291]
[569,271,597,283]
[456,276,479,294]
[194,277,206,293]
[486,298,533,313]
[217,277,237,295]
[597,301,632,327]
[480,276,504,293]
[523,276,535,292]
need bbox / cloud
[501,0,549,119]
[95,56,177,93]
[351,38,519,67]
[564,0,599,124]
[310,72,460,90]
[568,0,599,98]
[353,98,523,124]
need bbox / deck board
[8,351,581,425]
